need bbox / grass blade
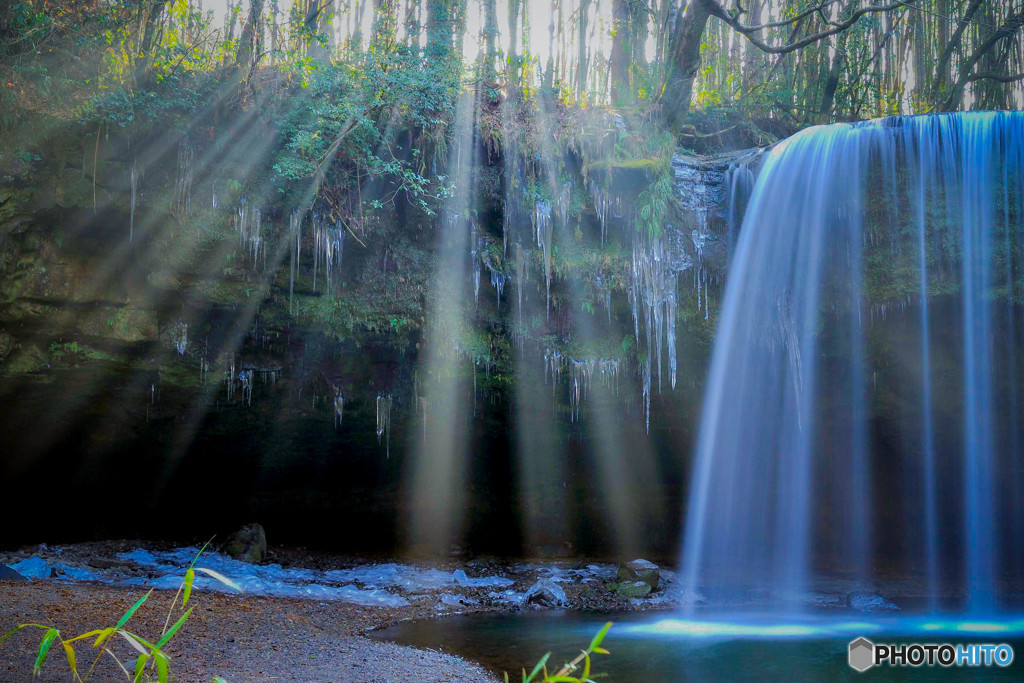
[155,651,169,683]
[61,642,77,679]
[0,624,49,646]
[525,652,550,683]
[182,568,195,606]
[115,590,152,631]
[588,622,612,652]
[62,629,106,645]
[33,628,59,675]
[156,607,193,648]
[133,654,149,683]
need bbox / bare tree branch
[964,70,1024,83]
[706,0,917,55]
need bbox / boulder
[617,558,660,590]
[0,564,28,582]
[614,580,652,599]
[524,579,568,608]
[846,591,898,612]
[223,523,267,564]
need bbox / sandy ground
[0,580,496,682]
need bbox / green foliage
[506,621,613,683]
[0,544,231,682]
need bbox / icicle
[471,222,481,306]
[515,243,528,325]
[174,322,188,356]
[376,394,392,458]
[129,159,138,243]
[334,390,344,428]
[534,200,553,319]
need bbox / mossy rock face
[2,342,45,374]
[77,305,158,343]
[616,558,660,590]
[613,580,652,599]
[222,523,267,564]
[0,331,14,360]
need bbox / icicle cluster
[234,199,263,267]
[312,213,345,295]
[588,178,624,246]
[544,349,621,422]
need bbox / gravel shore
[1,580,496,682]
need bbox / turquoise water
[375,610,1024,681]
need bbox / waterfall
[682,112,1024,613]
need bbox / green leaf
[183,568,195,606]
[588,622,612,652]
[93,627,115,647]
[0,623,49,646]
[157,607,193,648]
[211,678,228,683]
[115,590,153,631]
[525,652,550,683]
[133,654,149,683]
[33,628,59,676]
[155,651,169,683]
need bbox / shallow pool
[374,610,1024,681]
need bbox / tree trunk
[236,0,265,69]
[134,0,167,85]
[577,0,590,96]
[426,0,455,62]
[659,0,712,131]
[610,0,630,98]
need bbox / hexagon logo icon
[849,637,875,672]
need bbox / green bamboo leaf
[592,647,609,655]
[587,622,612,652]
[93,627,115,647]
[155,651,169,683]
[115,590,153,631]
[525,652,550,683]
[156,607,193,648]
[0,623,49,646]
[63,628,106,645]
[211,678,228,683]
[581,652,591,681]
[545,677,580,682]
[183,568,196,606]
[33,628,59,676]
[133,654,149,683]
